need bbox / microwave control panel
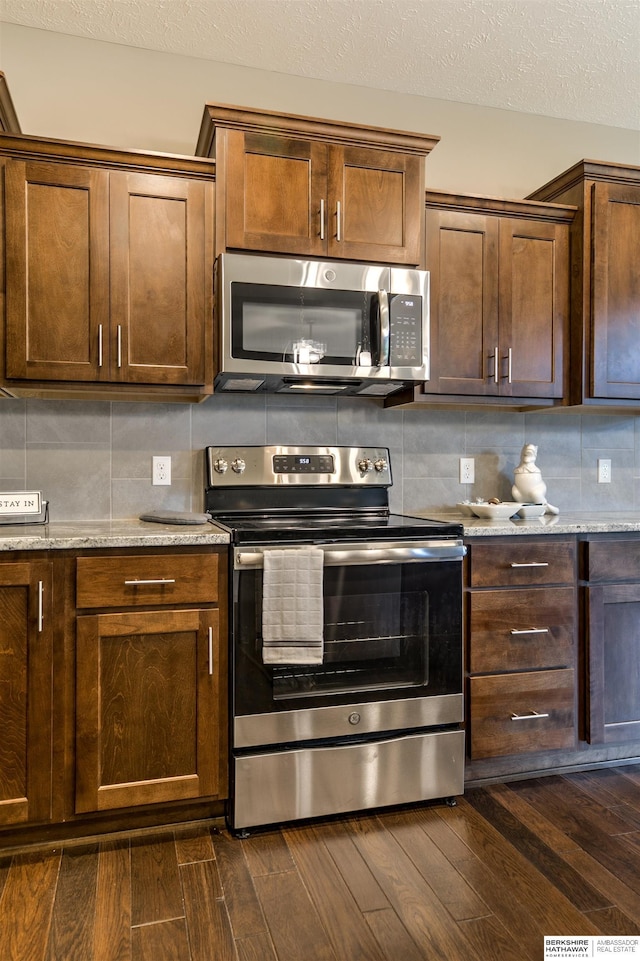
[389,295,423,365]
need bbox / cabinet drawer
[469,669,575,759]
[469,587,575,673]
[586,539,640,583]
[76,553,219,608]
[469,539,575,587]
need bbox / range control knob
[374,458,388,472]
[231,458,246,474]
[214,458,228,474]
[358,458,374,474]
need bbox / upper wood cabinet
[1,137,215,401]
[420,192,574,403]
[196,103,440,266]
[528,161,640,406]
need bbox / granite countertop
[0,518,231,551]
[418,511,640,537]
[1,512,640,551]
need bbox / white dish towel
[262,547,324,664]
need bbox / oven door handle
[234,541,466,569]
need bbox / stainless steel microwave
[214,253,429,396]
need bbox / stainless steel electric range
[205,445,466,834]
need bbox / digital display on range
[273,454,335,474]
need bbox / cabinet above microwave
[196,103,440,267]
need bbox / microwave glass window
[231,283,377,364]
[241,303,359,361]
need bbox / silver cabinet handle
[511,711,550,721]
[506,347,512,384]
[38,580,44,633]
[320,198,325,241]
[510,628,550,635]
[493,346,499,384]
[124,578,176,586]
[117,325,122,368]
[336,200,341,242]
[98,324,104,368]
[510,562,549,568]
[208,626,213,676]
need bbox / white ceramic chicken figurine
[512,444,559,514]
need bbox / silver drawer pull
[124,578,176,586]
[510,628,550,635]
[510,562,549,568]
[511,710,550,721]
[208,626,213,676]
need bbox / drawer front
[587,539,640,583]
[469,587,575,673]
[76,553,219,608]
[469,669,575,759]
[469,539,575,587]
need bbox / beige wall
[2,22,639,198]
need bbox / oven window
[233,559,462,715]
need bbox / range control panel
[205,446,392,487]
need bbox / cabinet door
[0,561,52,825]
[498,218,568,398]
[76,607,221,812]
[590,182,640,400]
[110,172,210,385]
[224,129,327,256]
[5,160,109,381]
[587,583,640,745]
[423,209,499,395]
[327,146,423,264]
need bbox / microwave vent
[220,377,265,391]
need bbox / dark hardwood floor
[2,766,640,961]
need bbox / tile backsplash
[0,394,639,521]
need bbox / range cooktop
[204,445,462,545]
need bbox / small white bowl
[469,502,523,519]
[516,503,546,518]
[456,502,476,516]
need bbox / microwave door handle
[378,289,390,367]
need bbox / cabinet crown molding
[425,188,576,223]
[196,102,440,159]
[0,132,215,179]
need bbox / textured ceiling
[1,0,639,130]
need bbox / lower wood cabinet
[584,538,640,745]
[76,607,221,812]
[74,550,227,814]
[466,536,577,762]
[0,558,53,826]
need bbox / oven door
[232,540,465,748]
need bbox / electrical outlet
[597,458,611,484]
[459,457,475,485]
[152,456,171,486]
